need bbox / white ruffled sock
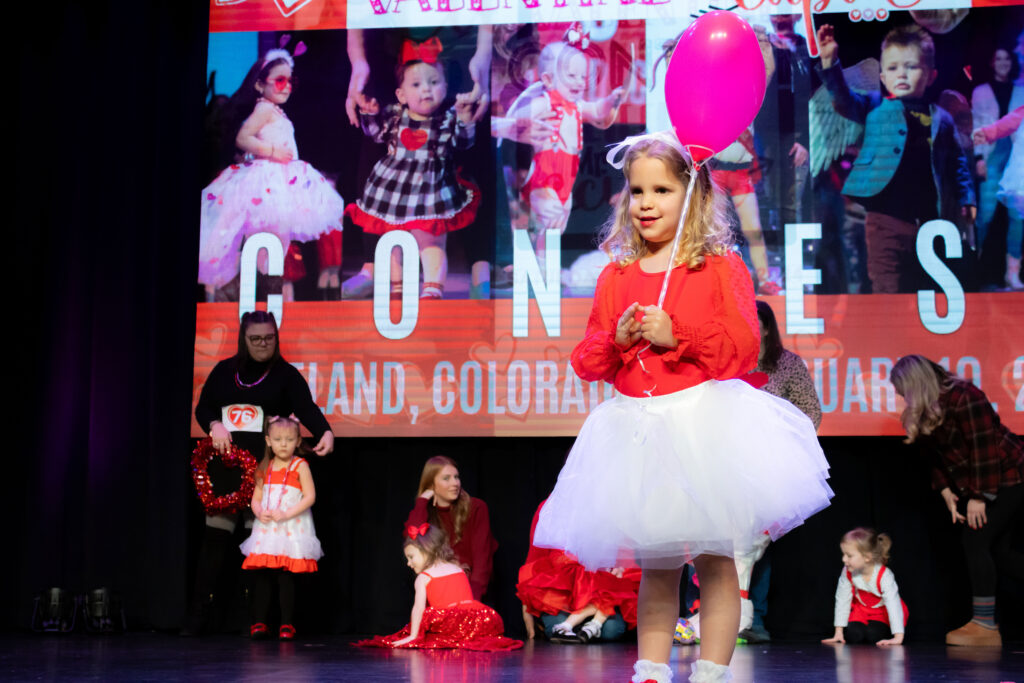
[689,660,732,683]
[632,659,673,683]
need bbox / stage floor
[2,633,1021,682]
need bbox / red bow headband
[406,523,430,539]
[564,23,590,51]
[401,37,443,65]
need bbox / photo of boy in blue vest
[815,22,976,294]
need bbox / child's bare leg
[389,248,403,295]
[637,566,684,664]
[692,554,740,666]
[558,604,598,629]
[413,229,447,296]
[733,193,768,281]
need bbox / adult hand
[391,635,415,647]
[614,302,642,349]
[790,142,809,168]
[312,431,334,456]
[877,633,904,647]
[346,60,371,126]
[350,92,379,116]
[640,305,678,348]
[940,487,966,524]
[467,25,492,123]
[420,489,435,501]
[210,421,232,453]
[455,88,489,125]
[966,499,987,530]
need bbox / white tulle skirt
[199,159,345,287]
[533,379,833,571]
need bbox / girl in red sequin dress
[356,525,522,651]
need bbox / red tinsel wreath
[191,438,258,516]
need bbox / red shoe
[250,622,268,640]
[279,624,296,640]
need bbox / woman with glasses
[184,310,333,635]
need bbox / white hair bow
[605,129,691,169]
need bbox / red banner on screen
[209,0,347,32]
[192,295,1024,438]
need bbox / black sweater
[195,356,331,455]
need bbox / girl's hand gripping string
[614,302,643,350]
[640,305,678,348]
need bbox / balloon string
[637,164,698,397]
[655,166,699,308]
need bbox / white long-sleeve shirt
[833,565,905,634]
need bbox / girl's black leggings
[248,568,295,625]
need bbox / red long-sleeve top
[571,254,760,397]
[406,496,497,600]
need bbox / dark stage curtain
[10,2,1022,644]
[12,1,209,630]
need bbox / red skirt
[355,603,523,651]
[517,551,641,629]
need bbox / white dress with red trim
[240,457,322,573]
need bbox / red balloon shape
[664,11,767,163]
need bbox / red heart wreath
[191,438,258,515]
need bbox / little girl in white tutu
[240,415,322,640]
[200,41,345,301]
[532,131,833,683]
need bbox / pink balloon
[664,11,767,163]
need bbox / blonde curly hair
[599,136,733,269]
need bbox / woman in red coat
[405,456,497,600]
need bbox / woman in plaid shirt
[891,354,1024,647]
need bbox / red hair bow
[564,23,590,50]
[406,523,430,539]
[401,37,443,65]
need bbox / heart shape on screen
[400,128,429,151]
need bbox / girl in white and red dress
[240,415,322,640]
[200,43,345,301]
[822,528,908,646]
[532,131,832,683]
[346,39,486,299]
[356,524,522,651]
